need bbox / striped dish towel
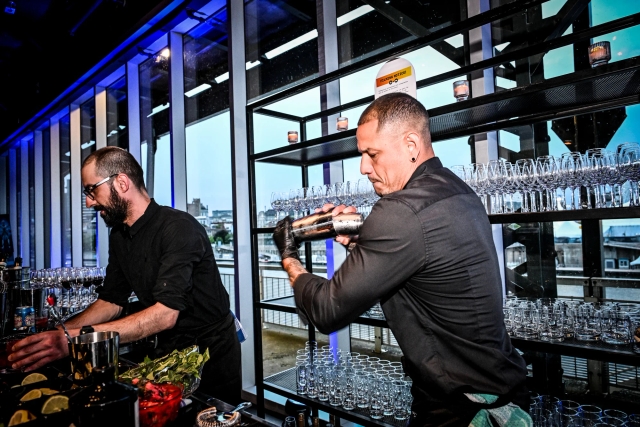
[231,311,247,343]
[465,393,532,427]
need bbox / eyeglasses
[83,174,118,200]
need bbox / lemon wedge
[41,395,69,415]
[8,409,36,426]
[21,373,47,386]
[39,388,59,395]
[19,389,42,402]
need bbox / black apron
[154,312,242,405]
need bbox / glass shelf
[511,337,640,366]
[252,56,640,167]
[488,206,640,224]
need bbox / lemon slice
[41,395,69,415]
[21,373,47,385]
[8,409,36,426]
[20,389,42,402]
[39,388,59,396]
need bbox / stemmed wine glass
[270,192,284,226]
[72,268,85,309]
[560,152,585,210]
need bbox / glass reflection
[337,0,465,67]
[139,44,172,207]
[245,0,318,99]
[106,76,128,150]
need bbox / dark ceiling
[0,0,165,143]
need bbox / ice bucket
[68,331,119,383]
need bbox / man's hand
[273,216,301,263]
[316,203,359,247]
[8,329,75,372]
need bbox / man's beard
[95,185,130,228]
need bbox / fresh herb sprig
[119,345,210,387]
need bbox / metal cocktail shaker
[291,209,363,244]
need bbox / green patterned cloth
[465,393,533,427]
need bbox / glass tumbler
[539,306,565,342]
[329,366,345,407]
[342,367,356,411]
[602,309,632,345]
[295,355,308,395]
[369,373,385,420]
[394,379,413,421]
[575,304,602,342]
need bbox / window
[139,44,172,207]
[59,114,72,267]
[619,259,629,269]
[184,20,235,310]
[106,76,129,150]
[80,97,97,266]
[28,138,35,268]
[605,259,616,270]
[245,0,318,100]
[337,0,464,68]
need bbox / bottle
[291,208,363,244]
[296,412,306,427]
[70,365,140,427]
[312,417,320,427]
[329,414,339,427]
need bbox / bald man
[274,93,529,426]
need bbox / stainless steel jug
[68,331,120,383]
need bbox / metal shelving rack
[247,0,640,421]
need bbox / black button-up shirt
[294,157,527,407]
[99,199,231,344]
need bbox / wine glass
[72,268,85,309]
[270,192,283,225]
[560,152,584,210]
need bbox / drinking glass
[356,369,372,409]
[270,192,283,225]
[393,379,412,421]
[487,160,506,214]
[342,367,356,411]
[539,304,565,342]
[369,373,384,419]
[295,355,308,395]
[536,156,559,211]
[515,159,538,212]
[603,410,628,424]
[575,304,602,342]
[328,366,345,406]
[306,362,317,399]
[316,363,330,402]
[601,309,632,345]
[560,152,585,210]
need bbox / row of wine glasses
[30,267,104,312]
[449,143,640,214]
[270,179,380,224]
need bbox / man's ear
[406,132,421,157]
[113,174,131,194]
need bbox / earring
[411,157,416,163]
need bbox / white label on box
[374,57,417,99]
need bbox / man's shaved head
[358,92,430,141]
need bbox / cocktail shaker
[291,209,363,244]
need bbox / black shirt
[294,158,527,407]
[99,199,231,343]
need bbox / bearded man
[9,146,241,404]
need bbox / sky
[147,0,640,217]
